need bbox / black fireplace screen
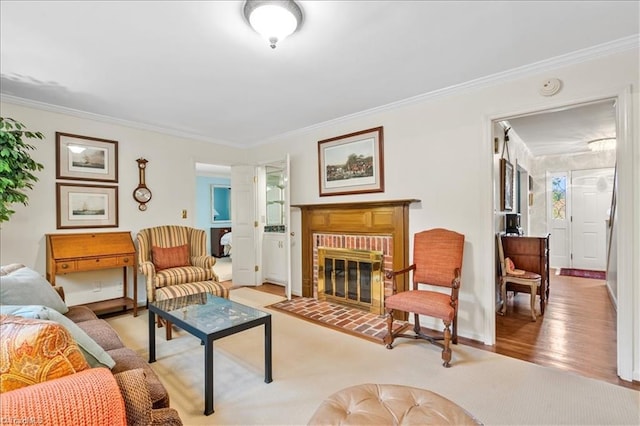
[323,258,374,303]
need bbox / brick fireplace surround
[294,199,419,320]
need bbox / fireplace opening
[317,247,384,314]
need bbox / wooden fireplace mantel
[294,199,420,299]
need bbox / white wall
[0,103,245,305]
[246,48,639,377]
[1,47,638,380]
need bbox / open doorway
[195,162,232,282]
[491,98,621,384]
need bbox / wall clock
[133,158,152,211]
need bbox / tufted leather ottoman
[308,383,482,425]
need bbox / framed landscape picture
[318,126,384,196]
[56,132,118,182]
[56,183,119,229]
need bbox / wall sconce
[244,0,303,49]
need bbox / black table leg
[204,337,214,415]
[265,316,272,383]
[148,310,156,363]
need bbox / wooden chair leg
[452,315,458,345]
[166,320,173,340]
[442,320,452,368]
[384,308,395,349]
[529,283,537,321]
[500,279,507,315]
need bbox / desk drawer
[56,261,77,273]
[77,257,119,271]
[117,256,135,267]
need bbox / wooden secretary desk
[46,231,138,316]
[501,234,550,315]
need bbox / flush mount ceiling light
[587,137,616,152]
[243,0,303,49]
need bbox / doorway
[195,162,233,281]
[491,97,621,381]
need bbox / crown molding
[0,94,239,148]
[2,35,638,149]
[257,35,639,145]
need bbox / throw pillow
[0,266,69,314]
[152,244,190,271]
[505,257,525,276]
[0,315,90,392]
[44,307,116,369]
[0,305,116,369]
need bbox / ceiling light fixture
[243,0,303,49]
[587,137,616,152]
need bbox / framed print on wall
[318,126,384,196]
[500,158,514,211]
[56,132,118,182]
[56,183,119,229]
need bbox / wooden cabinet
[262,233,287,285]
[211,227,231,258]
[501,234,550,314]
[46,231,138,316]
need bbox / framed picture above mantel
[318,126,384,196]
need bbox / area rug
[559,268,606,280]
[269,297,409,344]
[106,288,640,425]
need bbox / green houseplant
[0,117,44,222]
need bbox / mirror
[211,184,231,222]
[265,165,285,226]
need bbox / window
[551,176,566,220]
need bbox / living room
[1,1,639,424]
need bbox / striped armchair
[137,225,218,302]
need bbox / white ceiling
[505,99,617,157]
[1,1,638,149]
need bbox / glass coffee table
[148,293,272,415]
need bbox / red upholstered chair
[384,228,465,367]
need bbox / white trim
[1,36,638,149]
[486,86,635,382]
[614,86,635,381]
[0,94,240,148]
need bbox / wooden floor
[254,276,639,390]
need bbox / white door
[571,168,614,270]
[283,154,292,300]
[547,171,570,268]
[231,165,258,285]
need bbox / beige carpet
[107,288,639,425]
[213,256,232,282]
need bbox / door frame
[484,86,634,381]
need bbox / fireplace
[317,247,384,314]
[294,199,419,319]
